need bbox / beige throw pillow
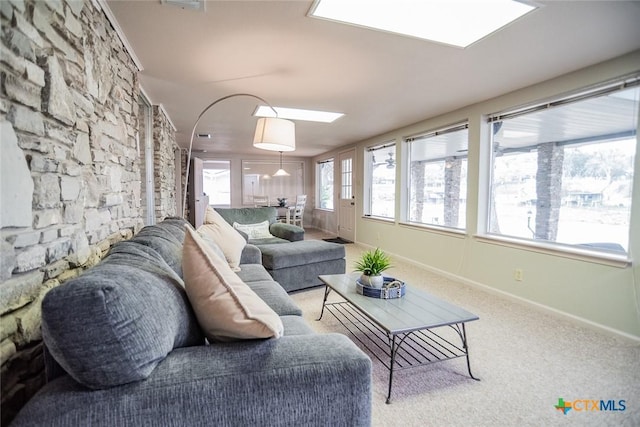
[198,207,246,272]
[233,220,273,240]
[204,205,218,224]
[182,226,283,341]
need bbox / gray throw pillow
[42,242,203,389]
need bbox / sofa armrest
[240,244,261,264]
[13,334,372,427]
[270,223,304,242]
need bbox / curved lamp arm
[181,93,278,219]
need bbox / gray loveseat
[214,207,346,292]
[12,218,372,426]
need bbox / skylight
[308,0,537,48]
[254,106,344,123]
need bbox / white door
[338,149,355,242]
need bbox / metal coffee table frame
[317,273,480,403]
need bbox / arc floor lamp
[181,93,295,219]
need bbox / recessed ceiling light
[308,0,537,48]
[254,106,344,123]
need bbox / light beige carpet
[290,239,640,427]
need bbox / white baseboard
[357,241,640,344]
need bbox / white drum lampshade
[253,117,295,152]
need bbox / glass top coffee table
[318,273,480,403]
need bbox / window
[487,78,639,254]
[405,123,468,229]
[203,160,231,207]
[241,160,304,206]
[364,142,396,219]
[317,159,334,210]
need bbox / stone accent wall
[0,1,146,424]
[153,106,178,220]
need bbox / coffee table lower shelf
[320,300,479,403]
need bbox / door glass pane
[341,158,352,200]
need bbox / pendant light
[273,151,290,177]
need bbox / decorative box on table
[356,277,406,299]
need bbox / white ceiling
[105,0,640,157]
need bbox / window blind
[488,74,640,123]
[405,123,469,142]
[367,142,395,152]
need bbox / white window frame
[403,122,469,231]
[479,75,639,262]
[364,141,396,220]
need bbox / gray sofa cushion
[259,240,345,270]
[269,222,304,242]
[281,315,315,335]
[239,244,262,264]
[250,236,290,245]
[12,334,372,427]
[42,241,204,390]
[236,264,274,283]
[269,258,346,293]
[128,218,187,276]
[244,280,303,316]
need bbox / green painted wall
[315,51,640,339]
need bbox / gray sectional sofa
[214,207,346,292]
[11,218,372,426]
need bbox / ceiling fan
[372,152,395,169]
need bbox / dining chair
[290,195,306,227]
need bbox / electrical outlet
[514,269,524,281]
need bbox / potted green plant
[354,248,392,288]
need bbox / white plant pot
[360,274,384,288]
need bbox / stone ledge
[0,339,17,365]
[0,271,45,315]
